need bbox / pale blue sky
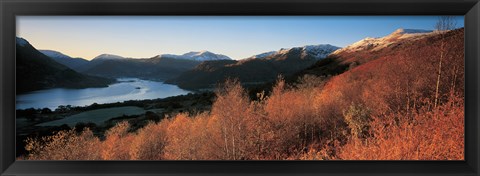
[17,16,464,60]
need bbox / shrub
[336,96,464,160]
[343,103,372,139]
[25,128,100,160]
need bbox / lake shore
[16,78,191,110]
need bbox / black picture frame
[1,0,479,175]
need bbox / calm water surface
[16,78,190,110]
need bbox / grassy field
[37,106,148,127]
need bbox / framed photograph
[1,0,479,175]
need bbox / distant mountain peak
[16,37,29,47]
[197,50,211,55]
[38,49,89,71]
[273,44,341,59]
[334,28,434,54]
[301,44,342,59]
[386,28,433,40]
[158,50,232,61]
[302,44,339,51]
[182,51,207,57]
[391,28,432,35]
[92,54,125,60]
[245,44,340,61]
[39,50,71,59]
[250,51,277,59]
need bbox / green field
[36,106,152,127]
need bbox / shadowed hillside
[16,38,115,93]
[39,50,90,72]
[76,51,231,81]
[166,45,340,90]
[79,56,202,81]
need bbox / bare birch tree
[433,16,456,108]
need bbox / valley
[15,25,465,160]
[17,78,191,110]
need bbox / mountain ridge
[16,37,115,93]
[333,28,434,55]
[166,44,341,90]
[296,28,462,82]
[39,50,89,71]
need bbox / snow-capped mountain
[267,44,341,60]
[182,51,232,61]
[333,28,434,54]
[92,54,125,61]
[40,50,74,60]
[301,44,341,59]
[39,50,89,71]
[167,44,341,90]
[249,51,277,59]
[159,51,232,61]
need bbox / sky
[17,16,464,60]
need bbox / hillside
[16,38,115,93]
[21,28,464,160]
[166,44,340,90]
[78,55,202,81]
[39,50,89,71]
[75,51,231,81]
[297,28,437,78]
[325,27,463,112]
[166,50,232,61]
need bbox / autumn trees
[24,129,100,160]
[23,28,465,161]
[336,95,464,160]
[209,79,251,160]
[316,28,464,160]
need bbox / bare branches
[435,16,457,32]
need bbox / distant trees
[41,108,52,114]
[23,108,38,121]
[145,111,161,122]
[55,105,72,113]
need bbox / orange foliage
[130,120,169,160]
[208,79,252,160]
[23,29,464,160]
[24,128,100,160]
[336,96,464,160]
[100,121,134,160]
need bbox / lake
[16,78,191,110]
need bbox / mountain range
[37,50,233,81]
[16,38,115,93]
[160,51,232,61]
[165,44,341,90]
[74,51,231,81]
[77,55,202,81]
[16,28,440,93]
[332,28,433,55]
[297,28,439,79]
[17,38,236,92]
